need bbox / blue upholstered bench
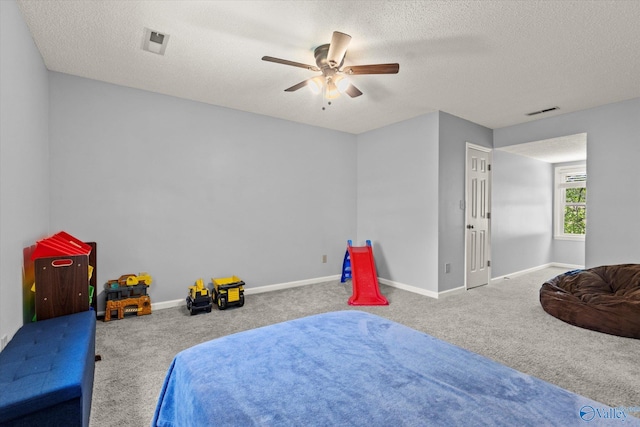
[0,311,96,426]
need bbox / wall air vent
[142,28,169,56]
[526,106,559,116]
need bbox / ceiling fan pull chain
[322,85,328,110]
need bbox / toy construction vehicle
[103,272,153,321]
[186,278,212,315]
[105,273,153,289]
[212,276,245,310]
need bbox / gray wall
[494,98,640,267]
[48,72,357,309]
[356,113,440,293]
[553,239,585,267]
[0,0,50,343]
[356,110,493,294]
[491,151,553,277]
[438,112,493,291]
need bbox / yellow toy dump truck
[105,273,153,288]
[186,278,212,315]
[212,276,245,310]
[124,272,153,286]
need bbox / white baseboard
[490,262,584,284]
[152,298,185,311]
[378,278,442,299]
[437,285,466,297]
[549,262,584,270]
[243,275,341,295]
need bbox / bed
[152,311,638,426]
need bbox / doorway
[495,133,587,268]
[465,143,492,289]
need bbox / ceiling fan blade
[345,84,363,98]
[284,78,316,92]
[343,63,400,75]
[326,31,351,68]
[262,56,320,72]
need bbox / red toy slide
[346,240,388,306]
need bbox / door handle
[466,224,474,229]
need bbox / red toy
[342,240,388,306]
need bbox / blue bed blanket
[152,310,638,426]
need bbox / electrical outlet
[322,255,327,263]
[444,263,451,274]
[1,335,7,350]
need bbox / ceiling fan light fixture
[335,76,351,94]
[325,79,341,99]
[307,77,323,95]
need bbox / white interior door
[465,144,491,289]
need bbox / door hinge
[487,260,491,267]
[487,212,491,219]
[488,164,491,171]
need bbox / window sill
[554,234,585,242]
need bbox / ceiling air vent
[142,28,169,55]
[526,106,559,116]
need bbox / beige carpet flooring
[90,267,640,426]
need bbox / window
[554,165,586,240]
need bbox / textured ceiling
[497,133,587,163]
[16,0,640,134]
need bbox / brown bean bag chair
[540,264,640,339]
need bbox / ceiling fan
[262,31,399,101]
